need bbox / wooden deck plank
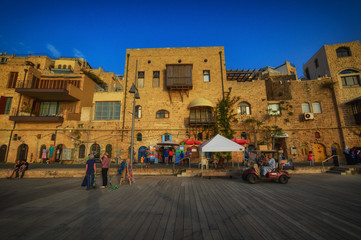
[1,175,361,240]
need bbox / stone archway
[17,144,28,161]
[312,143,327,162]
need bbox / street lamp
[129,83,140,168]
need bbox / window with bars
[94,101,121,120]
[340,69,360,87]
[7,72,18,88]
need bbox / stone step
[326,170,348,175]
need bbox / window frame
[203,70,210,82]
[301,103,311,113]
[137,133,142,141]
[78,144,86,158]
[312,102,322,113]
[156,110,170,119]
[135,105,142,119]
[336,47,352,58]
[268,103,281,115]
[94,101,121,120]
[237,102,251,115]
[7,72,18,88]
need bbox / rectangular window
[203,70,210,82]
[138,71,144,78]
[138,78,144,88]
[153,71,160,88]
[39,102,59,116]
[312,102,322,113]
[94,101,121,120]
[341,76,360,87]
[314,59,319,68]
[7,72,18,88]
[0,97,13,114]
[1,57,8,63]
[268,103,281,115]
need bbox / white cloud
[73,48,85,59]
[46,44,61,58]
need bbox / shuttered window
[7,72,18,88]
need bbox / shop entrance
[138,146,147,163]
[312,143,326,162]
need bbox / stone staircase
[326,167,357,175]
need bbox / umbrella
[231,138,249,145]
[180,139,201,145]
[156,141,180,146]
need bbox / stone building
[303,41,361,149]
[0,41,359,164]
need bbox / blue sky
[1,0,361,76]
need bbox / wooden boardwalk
[1,174,361,240]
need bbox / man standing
[85,154,96,190]
[164,149,169,164]
[101,153,110,189]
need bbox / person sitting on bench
[261,155,276,176]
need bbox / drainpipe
[219,51,225,100]
[5,68,28,162]
[121,53,130,141]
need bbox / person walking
[307,151,314,166]
[42,147,47,163]
[101,153,110,189]
[85,154,96,190]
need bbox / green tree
[213,92,240,139]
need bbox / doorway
[312,143,326,162]
[0,145,7,162]
[17,144,28,161]
[90,143,100,161]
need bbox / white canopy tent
[199,134,245,152]
[199,134,245,169]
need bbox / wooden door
[312,143,326,162]
[0,145,7,162]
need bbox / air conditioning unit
[304,112,314,120]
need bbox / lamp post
[129,83,140,168]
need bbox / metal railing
[16,80,80,89]
[321,155,338,172]
[94,84,123,92]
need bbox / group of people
[344,147,361,165]
[7,160,29,179]
[84,152,110,190]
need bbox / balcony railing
[9,108,64,123]
[16,80,80,89]
[188,116,216,126]
[95,83,123,92]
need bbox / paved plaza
[1,174,361,240]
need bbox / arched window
[68,65,71,70]
[63,65,66,69]
[58,64,61,69]
[339,69,360,87]
[135,105,142,118]
[302,103,311,113]
[156,110,169,118]
[336,47,352,58]
[237,102,251,115]
[300,145,308,157]
[39,145,46,159]
[106,144,112,158]
[137,133,142,141]
[312,102,322,113]
[79,144,85,158]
